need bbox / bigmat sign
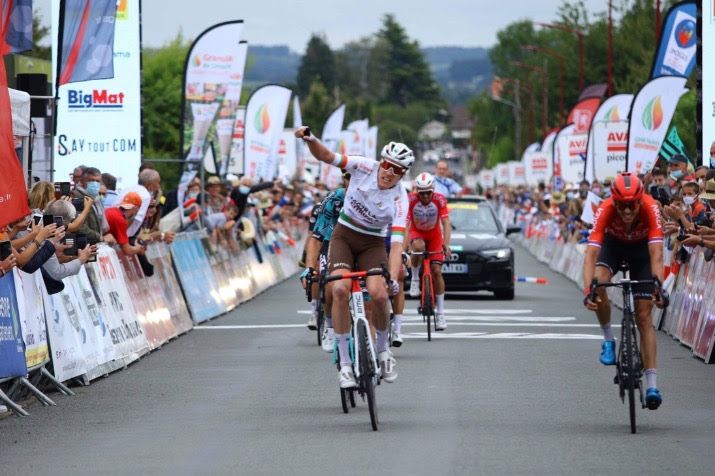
[53,0,141,188]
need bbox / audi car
[442,196,519,298]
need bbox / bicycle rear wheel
[340,388,349,414]
[423,274,433,342]
[623,315,637,434]
[357,320,378,431]
[316,301,324,346]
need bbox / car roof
[447,195,487,203]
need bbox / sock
[393,314,403,334]
[645,369,657,389]
[336,333,352,366]
[436,294,445,314]
[376,329,389,353]
[601,324,615,341]
[325,315,333,329]
[310,299,318,316]
[411,267,419,282]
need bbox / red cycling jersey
[407,192,449,232]
[588,194,664,247]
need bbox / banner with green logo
[243,84,292,180]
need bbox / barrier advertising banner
[585,94,634,181]
[144,243,193,335]
[15,271,50,369]
[626,76,688,174]
[181,21,245,163]
[524,152,552,186]
[592,121,628,181]
[507,161,526,186]
[367,126,378,161]
[651,1,697,78]
[319,104,345,189]
[53,0,141,189]
[0,272,27,378]
[243,84,292,180]
[702,0,715,167]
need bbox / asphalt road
[2,244,714,475]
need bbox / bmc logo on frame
[67,89,125,110]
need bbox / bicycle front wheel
[623,315,638,434]
[357,320,378,431]
[316,301,324,346]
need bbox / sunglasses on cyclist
[418,190,433,196]
[379,160,407,176]
[614,200,639,211]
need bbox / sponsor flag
[651,1,697,78]
[227,106,245,175]
[367,126,378,161]
[1,0,32,54]
[0,12,30,226]
[523,152,552,187]
[292,95,312,179]
[580,191,602,225]
[658,126,689,163]
[557,130,588,184]
[592,121,628,182]
[319,104,345,189]
[585,94,634,182]
[507,161,526,186]
[541,129,558,157]
[180,21,244,163]
[567,97,602,134]
[57,0,117,85]
[346,119,369,156]
[276,129,297,180]
[626,76,688,174]
[577,83,608,102]
[243,84,291,180]
[495,163,509,186]
[478,169,494,190]
[523,142,541,154]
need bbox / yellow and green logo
[254,104,271,133]
[641,95,663,131]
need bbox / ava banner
[567,97,602,134]
[181,21,245,163]
[592,121,628,181]
[523,152,552,187]
[243,84,291,180]
[584,94,634,182]
[367,126,378,161]
[651,1,697,78]
[319,104,345,189]
[626,76,688,174]
[507,161,526,186]
[478,169,494,190]
[495,163,509,186]
[346,119,369,156]
[541,130,558,158]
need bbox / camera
[71,197,85,213]
[54,182,71,199]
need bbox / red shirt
[588,194,664,247]
[407,192,449,232]
[105,207,129,246]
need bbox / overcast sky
[35,0,607,50]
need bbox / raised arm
[294,126,336,165]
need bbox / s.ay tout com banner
[52,0,141,189]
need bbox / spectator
[71,165,86,189]
[118,168,161,237]
[5,214,58,272]
[101,172,119,207]
[42,200,95,283]
[28,181,55,212]
[70,167,107,243]
[229,176,274,218]
[205,176,227,214]
[105,192,145,256]
[578,180,590,202]
[667,154,690,183]
[682,181,711,227]
[434,159,463,197]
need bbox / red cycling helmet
[611,172,644,202]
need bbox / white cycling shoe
[339,365,357,388]
[408,280,420,297]
[378,351,398,383]
[307,314,317,330]
[321,327,334,353]
[435,314,447,331]
[392,330,403,348]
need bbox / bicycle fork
[350,280,379,380]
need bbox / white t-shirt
[334,154,408,243]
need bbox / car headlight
[481,248,511,259]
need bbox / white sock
[325,315,332,329]
[645,369,657,389]
[411,267,419,282]
[436,294,445,314]
[601,324,615,341]
[393,314,403,334]
[376,329,389,353]
[311,299,318,315]
[336,333,352,366]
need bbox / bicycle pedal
[613,375,619,385]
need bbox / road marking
[194,323,613,330]
[297,309,535,315]
[195,324,306,330]
[402,332,602,340]
[401,316,575,322]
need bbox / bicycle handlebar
[588,277,669,307]
[324,266,390,283]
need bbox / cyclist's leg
[392,265,406,345]
[409,234,426,296]
[426,229,447,329]
[594,240,617,365]
[328,225,357,386]
[320,241,335,352]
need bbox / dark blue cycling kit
[312,188,346,242]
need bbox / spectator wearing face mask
[682,181,709,227]
[70,166,106,243]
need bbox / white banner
[243,84,292,180]
[524,142,541,154]
[580,191,603,225]
[556,125,587,184]
[541,130,558,157]
[319,104,346,188]
[523,152,552,187]
[593,121,628,181]
[585,94,634,182]
[292,96,313,178]
[15,271,50,369]
[346,119,369,156]
[276,129,297,180]
[478,169,494,190]
[507,161,526,186]
[52,0,142,188]
[44,288,88,382]
[702,1,715,167]
[367,126,378,161]
[627,76,687,174]
[227,106,245,175]
[495,163,509,186]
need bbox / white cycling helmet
[380,141,415,169]
[414,172,435,191]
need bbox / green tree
[297,34,336,99]
[301,80,334,138]
[25,15,51,60]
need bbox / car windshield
[448,202,500,233]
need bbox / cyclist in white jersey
[295,126,413,388]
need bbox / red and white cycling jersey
[588,194,664,247]
[407,192,449,232]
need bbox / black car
[441,196,519,299]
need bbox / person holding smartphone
[2,213,59,277]
[40,200,96,282]
[0,240,17,278]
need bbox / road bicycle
[304,268,327,346]
[589,263,667,434]
[324,266,390,431]
[410,250,445,341]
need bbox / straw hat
[700,178,715,200]
[239,217,256,244]
[551,191,566,204]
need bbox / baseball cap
[119,192,143,210]
[668,154,688,165]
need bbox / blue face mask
[86,181,101,197]
[239,185,251,195]
[566,191,575,200]
[670,170,684,180]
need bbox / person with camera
[41,200,96,282]
[71,167,107,243]
[105,192,146,256]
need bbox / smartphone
[54,181,72,199]
[63,234,77,256]
[33,215,41,226]
[75,233,88,250]
[71,197,85,213]
[0,241,12,261]
[53,216,64,228]
[42,214,54,227]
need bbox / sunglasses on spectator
[379,160,407,176]
[614,200,639,211]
